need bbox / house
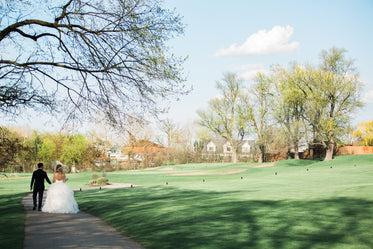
[122,140,166,154]
[241,140,252,153]
[111,140,169,167]
[199,139,255,161]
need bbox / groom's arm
[45,172,52,184]
[30,172,35,190]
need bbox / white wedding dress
[42,180,79,214]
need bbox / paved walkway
[22,184,145,249]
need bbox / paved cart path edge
[22,183,145,249]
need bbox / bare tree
[242,73,274,163]
[0,0,187,127]
[197,72,249,163]
[159,118,180,164]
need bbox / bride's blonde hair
[56,164,63,173]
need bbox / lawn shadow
[75,187,373,249]
[0,192,27,249]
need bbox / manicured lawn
[75,155,373,248]
[1,155,373,248]
[0,172,88,249]
[0,174,30,249]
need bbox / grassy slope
[1,155,372,248]
[74,155,373,249]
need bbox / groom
[30,163,51,211]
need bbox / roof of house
[122,140,167,154]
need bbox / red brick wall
[336,146,373,155]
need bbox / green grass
[0,172,88,249]
[1,155,373,248]
[0,175,30,249]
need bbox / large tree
[0,0,187,127]
[61,134,88,167]
[300,48,363,161]
[197,72,249,163]
[242,72,274,163]
[274,65,307,159]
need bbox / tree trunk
[309,147,314,160]
[257,145,265,163]
[232,149,237,163]
[293,142,300,159]
[324,140,335,161]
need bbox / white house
[200,139,255,159]
[206,141,217,152]
[223,141,233,155]
[241,141,251,153]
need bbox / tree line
[1,116,372,173]
[0,119,196,173]
[197,47,364,162]
[0,127,107,173]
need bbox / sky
[160,0,373,127]
[3,0,373,132]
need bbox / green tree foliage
[24,131,42,165]
[299,48,363,161]
[61,134,88,167]
[0,0,187,127]
[196,47,363,162]
[352,120,373,146]
[38,137,58,169]
[274,65,308,159]
[0,128,101,172]
[0,127,24,172]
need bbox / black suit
[30,168,51,210]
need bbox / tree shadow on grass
[0,192,26,249]
[75,187,373,249]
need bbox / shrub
[97,177,107,186]
[91,173,99,180]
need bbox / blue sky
[161,0,373,127]
[3,0,372,132]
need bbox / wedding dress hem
[42,180,79,214]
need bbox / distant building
[107,140,168,168]
[198,139,255,162]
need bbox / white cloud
[215,25,300,56]
[233,64,267,80]
[363,90,373,103]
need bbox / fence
[335,146,373,155]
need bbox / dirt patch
[170,169,245,176]
[73,183,137,191]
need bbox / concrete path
[22,186,145,249]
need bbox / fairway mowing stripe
[169,169,246,176]
[251,163,275,168]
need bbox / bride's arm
[53,173,57,183]
[63,173,66,183]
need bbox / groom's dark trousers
[30,168,51,210]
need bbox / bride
[42,164,79,214]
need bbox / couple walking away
[30,163,79,214]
